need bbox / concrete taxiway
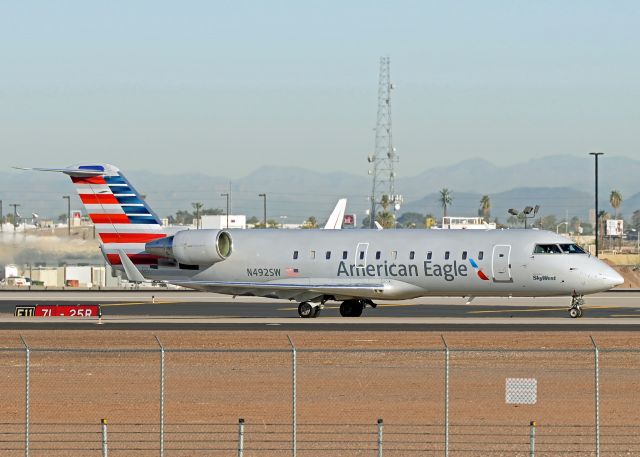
[0,290,639,330]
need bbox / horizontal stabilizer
[13,166,105,177]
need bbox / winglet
[117,250,148,283]
[324,198,347,229]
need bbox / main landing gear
[569,294,584,318]
[298,302,322,318]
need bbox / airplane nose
[607,269,625,288]
[598,264,624,289]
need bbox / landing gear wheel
[569,294,585,319]
[339,300,364,317]
[298,302,314,318]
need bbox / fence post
[529,421,536,457]
[238,418,245,457]
[155,336,165,457]
[287,335,297,457]
[441,335,449,457]
[19,336,29,457]
[590,336,600,457]
[377,419,383,457]
[101,419,108,457]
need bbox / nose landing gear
[569,295,584,318]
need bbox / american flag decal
[286,267,300,277]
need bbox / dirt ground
[0,330,639,456]
[612,264,640,288]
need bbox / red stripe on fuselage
[99,233,165,243]
[71,176,107,184]
[89,214,130,224]
[79,194,119,204]
[106,253,159,265]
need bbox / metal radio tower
[368,56,401,228]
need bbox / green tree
[376,195,396,229]
[480,195,491,221]
[302,216,318,229]
[397,212,425,228]
[191,202,204,229]
[439,188,453,220]
[610,190,623,219]
[247,216,260,225]
[201,208,224,216]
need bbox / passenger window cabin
[293,251,299,260]
[478,251,484,260]
[409,251,415,260]
[325,251,331,260]
[342,251,348,260]
[462,251,467,260]
[427,251,432,260]
[444,251,450,260]
[310,250,316,259]
[376,251,381,260]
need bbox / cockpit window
[533,244,562,254]
[559,243,586,254]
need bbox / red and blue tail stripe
[70,164,166,266]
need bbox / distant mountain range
[3,154,639,224]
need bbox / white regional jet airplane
[23,164,623,318]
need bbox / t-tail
[17,164,166,266]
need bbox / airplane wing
[324,198,347,229]
[170,277,386,302]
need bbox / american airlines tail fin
[324,198,347,229]
[17,164,165,266]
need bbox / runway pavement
[0,290,639,330]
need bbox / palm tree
[480,195,491,222]
[191,202,204,229]
[609,190,622,219]
[439,188,453,221]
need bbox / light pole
[508,205,539,229]
[62,195,71,236]
[631,228,639,255]
[0,199,3,232]
[10,203,20,232]
[258,193,267,228]
[589,152,604,256]
[221,193,229,229]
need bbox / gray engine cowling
[145,230,232,265]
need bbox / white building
[439,216,496,230]
[201,215,247,230]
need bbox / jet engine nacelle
[145,230,232,265]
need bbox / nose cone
[598,263,624,289]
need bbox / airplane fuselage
[142,228,622,300]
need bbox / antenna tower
[368,56,401,228]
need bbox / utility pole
[221,193,230,229]
[258,193,267,228]
[589,152,604,256]
[368,56,401,228]
[10,203,20,232]
[0,200,3,232]
[62,195,71,237]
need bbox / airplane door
[355,242,369,268]
[492,245,512,281]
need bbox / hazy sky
[1,1,638,178]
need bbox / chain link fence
[0,337,639,456]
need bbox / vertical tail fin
[21,164,165,266]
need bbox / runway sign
[14,305,101,317]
